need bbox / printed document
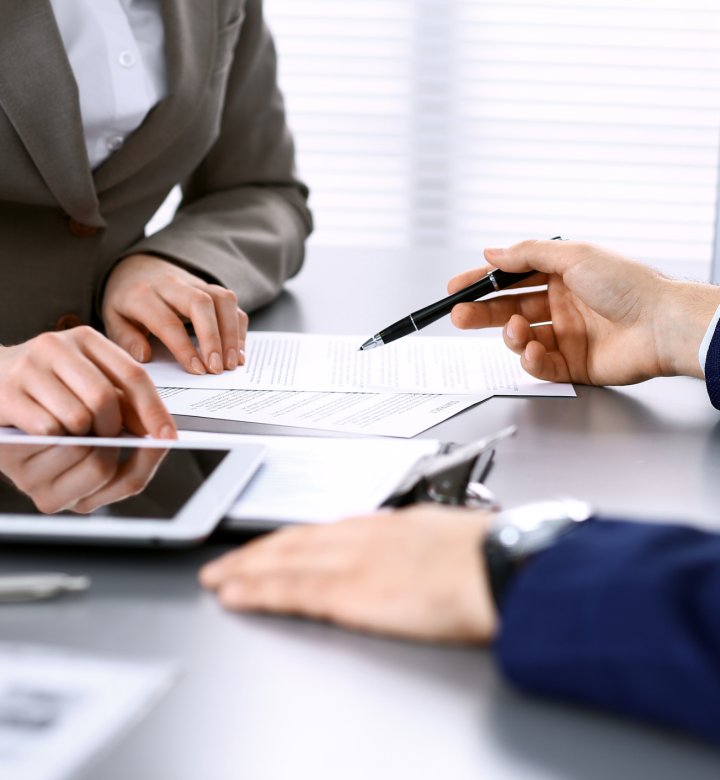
[145,332,576,396]
[161,387,491,438]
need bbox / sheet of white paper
[0,643,175,780]
[161,387,490,438]
[179,431,440,524]
[145,333,576,397]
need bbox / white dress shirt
[698,303,720,375]
[48,0,167,170]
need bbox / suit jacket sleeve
[125,0,312,312]
[495,519,720,746]
[705,314,720,409]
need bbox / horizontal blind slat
[263,0,720,274]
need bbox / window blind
[264,0,720,277]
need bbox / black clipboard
[381,426,515,509]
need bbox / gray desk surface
[3,246,720,779]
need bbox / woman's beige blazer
[0,0,312,345]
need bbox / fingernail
[237,349,246,366]
[190,357,206,375]
[225,348,238,370]
[506,320,517,340]
[209,352,223,374]
[485,248,506,259]
[159,424,176,440]
[130,343,145,362]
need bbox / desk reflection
[0,443,168,515]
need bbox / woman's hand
[102,254,248,375]
[0,326,175,438]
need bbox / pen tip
[359,335,383,351]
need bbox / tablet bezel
[0,436,265,546]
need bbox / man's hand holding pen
[358,236,720,387]
[448,239,720,386]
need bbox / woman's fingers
[112,290,203,374]
[0,328,176,440]
[206,285,247,369]
[14,332,123,437]
[102,254,247,375]
[103,311,152,364]
[79,329,175,438]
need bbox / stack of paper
[146,332,574,438]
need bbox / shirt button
[55,314,83,331]
[107,135,125,152]
[67,218,99,237]
[118,50,136,68]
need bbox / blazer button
[55,314,83,331]
[67,218,99,237]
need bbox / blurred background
[152,0,720,280]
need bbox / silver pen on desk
[0,573,91,603]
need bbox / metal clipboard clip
[381,425,517,510]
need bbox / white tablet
[0,437,264,546]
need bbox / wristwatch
[483,498,593,605]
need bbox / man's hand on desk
[448,239,720,385]
[200,506,498,644]
[102,254,248,376]
[0,327,176,438]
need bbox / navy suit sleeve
[496,520,720,745]
[705,314,720,409]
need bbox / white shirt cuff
[698,303,720,377]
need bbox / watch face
[490,499,593,558]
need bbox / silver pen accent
[0,573,91,603]
[359,333,385,351]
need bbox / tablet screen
[0,443,230,520]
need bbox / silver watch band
[483,499,593,605]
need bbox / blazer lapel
[0,2,103,226]
[93,0,218,195]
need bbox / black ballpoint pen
[358,269,535,351]
[358,237,563,350]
